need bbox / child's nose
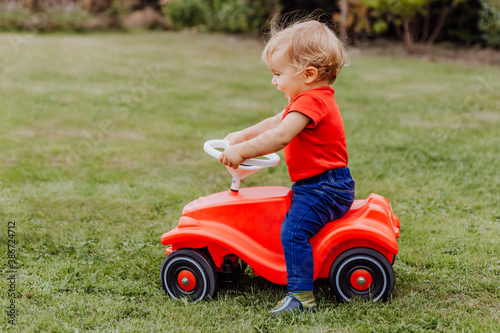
[271,77,277,86]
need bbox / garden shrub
[0,3,32,31]
[435,0,482,46]
[162,0,210,30]
[210,0,275,33]
[162,0,279,34]
[479,0,500,47]
[0,1,122,32]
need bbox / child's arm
[224,111,284,145]
[220,112,310,168]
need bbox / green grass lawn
[1,31,499,332]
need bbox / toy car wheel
[329,248,395,302]
[161,249,217,301]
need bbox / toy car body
[161,184,400,302]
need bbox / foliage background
[0,0,499,48]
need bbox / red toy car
[160,140,400,302]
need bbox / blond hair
[262,18,347,84]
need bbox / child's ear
[304,66,319,84]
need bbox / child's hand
[224,131,246,145]
[219,144,246,169]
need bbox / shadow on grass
[216,267,342,307]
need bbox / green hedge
[162,0,279,34]
[0,2,123,32]
[479,0,500,47]
[162,0,210,30]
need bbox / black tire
[160,249,217,301]
[329,248,395,302]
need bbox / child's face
[267,49,309,103]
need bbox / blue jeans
[281,168,355,291]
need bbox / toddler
[220,18,355,315]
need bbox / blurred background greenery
[0,0,499,50]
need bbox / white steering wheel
[203,140,280,170]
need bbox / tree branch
[426,0,459,46]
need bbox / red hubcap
[350,269,372,291]
[177,270,196,291]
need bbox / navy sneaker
[270,291,316,315]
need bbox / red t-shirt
[282,86,348,182]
